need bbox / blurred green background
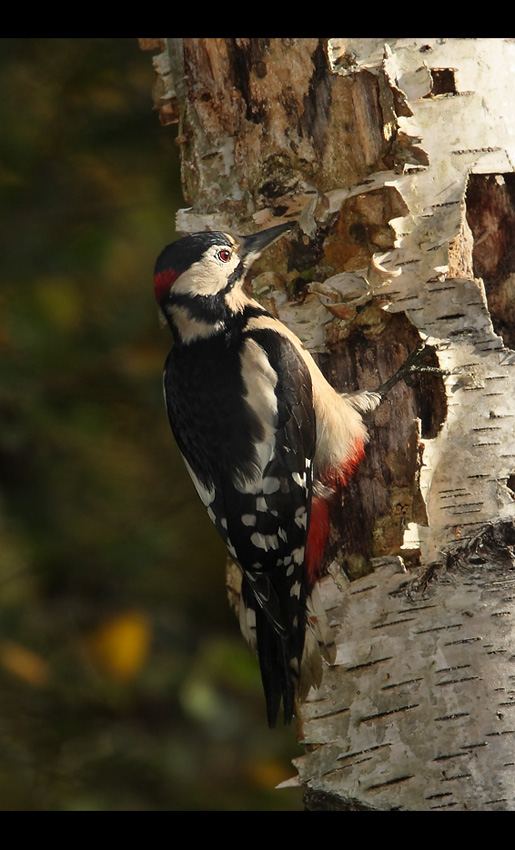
[0,37,303,811]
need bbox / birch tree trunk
[143,37,515,811]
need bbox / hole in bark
[507,473,515,498]
[426,68,457,96]
[324,187,410,271]
[465,173,515,350]
[412,346,447,439]
[318,313,447,575]
[349,221,368,244]
[302,40,333,149]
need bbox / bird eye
[217,249,231,263]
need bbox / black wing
[164,327,316,725]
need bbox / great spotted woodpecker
[154,222,426,726]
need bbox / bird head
[154,222,294,341]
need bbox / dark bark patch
[301,40,333,152]
[466,173,515,350]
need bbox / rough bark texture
[143,37,515,810]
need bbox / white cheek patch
[172,246,240,298]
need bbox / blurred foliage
[0,37,303,811]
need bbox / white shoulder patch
[234,338,279,494]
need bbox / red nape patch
[305,496,330,584]
[154,269,179,304]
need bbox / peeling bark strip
[150,38,515,809]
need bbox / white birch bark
[144,37,515,810]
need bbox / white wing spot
[263,477,280,494]
[251,532,279,551]
[242,514,257,527]
[294,507,307,529]
[292,547,305,565]
[290,581,301,598]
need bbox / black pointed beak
[239,222,295,259]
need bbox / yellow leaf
[0,640,50,687]
[246,758,294,790]
[34,277,81,330]
[85,611,151,681]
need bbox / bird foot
[376,341,447,399]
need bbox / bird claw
[376,342,447,398]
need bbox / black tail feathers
[241,580,302,727]
[255,607,297,727]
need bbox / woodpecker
[154,222,427,726]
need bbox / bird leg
[347,341,447,414]
[375,341,446,399]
